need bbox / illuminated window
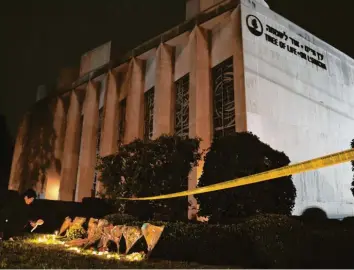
[212,57,235,138]
[118,98,127,145]
[175,74,189,137]
[144,87,155,140]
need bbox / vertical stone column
[188,26,213,218]
[45,97,66,200]
[59,91,81,201]
[8,112,31,191]
[125,58,145,143]
[100,71,119,157]
[153,44,174,138]
[96,71,119,195]
[231,6,247,132]
[76,81,99,202]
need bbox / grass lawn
[0,234,238,269]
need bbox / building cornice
[31,0,239,109]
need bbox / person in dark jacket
[0,189,44,241]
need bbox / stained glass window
[144,88,155,140]
[96,108,104,151]
[175,74,189,137]
[118,98,127,145]
[212,57,235,138]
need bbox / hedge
[197,132,296,221]
[5,207,354,268]
[97,135,201,221]
[105,213,354,268]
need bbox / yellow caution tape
[119,148,354,201]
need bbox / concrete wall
[9,6,241,210]
[13,0,354,219]
[118,71,129,102]
[210,11,233,67]
[186,0,233,20]
[173,33,190,81]
[72,43,110,199]
[240,0,354,218]
[144,53,156,92]
[99,75,107,109]
[79,42,111,76]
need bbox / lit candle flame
[29,235,145,261]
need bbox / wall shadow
[301,206,328,221]
[18,99,61,194]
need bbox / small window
[144,88,155,140]
[175,74,189,137]
[118,99,127,144]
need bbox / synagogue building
[9,0,354,218]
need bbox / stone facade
[241,0,354,218]
[8,0,354,218]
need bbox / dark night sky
[1,0,354,138]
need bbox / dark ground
[0,234,240,269]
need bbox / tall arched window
[175,74,189,137]
[212,56,235,138]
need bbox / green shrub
[145,215,307,267]
[103,213,297,267]
[236,214,354,268]
[104,213,138,225]
[342,216,354,226]
[97,135,201,221]
[103,213,354,268]
[197,132,296,221]
[300,206,328,221]
[237,214,308,268]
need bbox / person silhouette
[0,189,44,241]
